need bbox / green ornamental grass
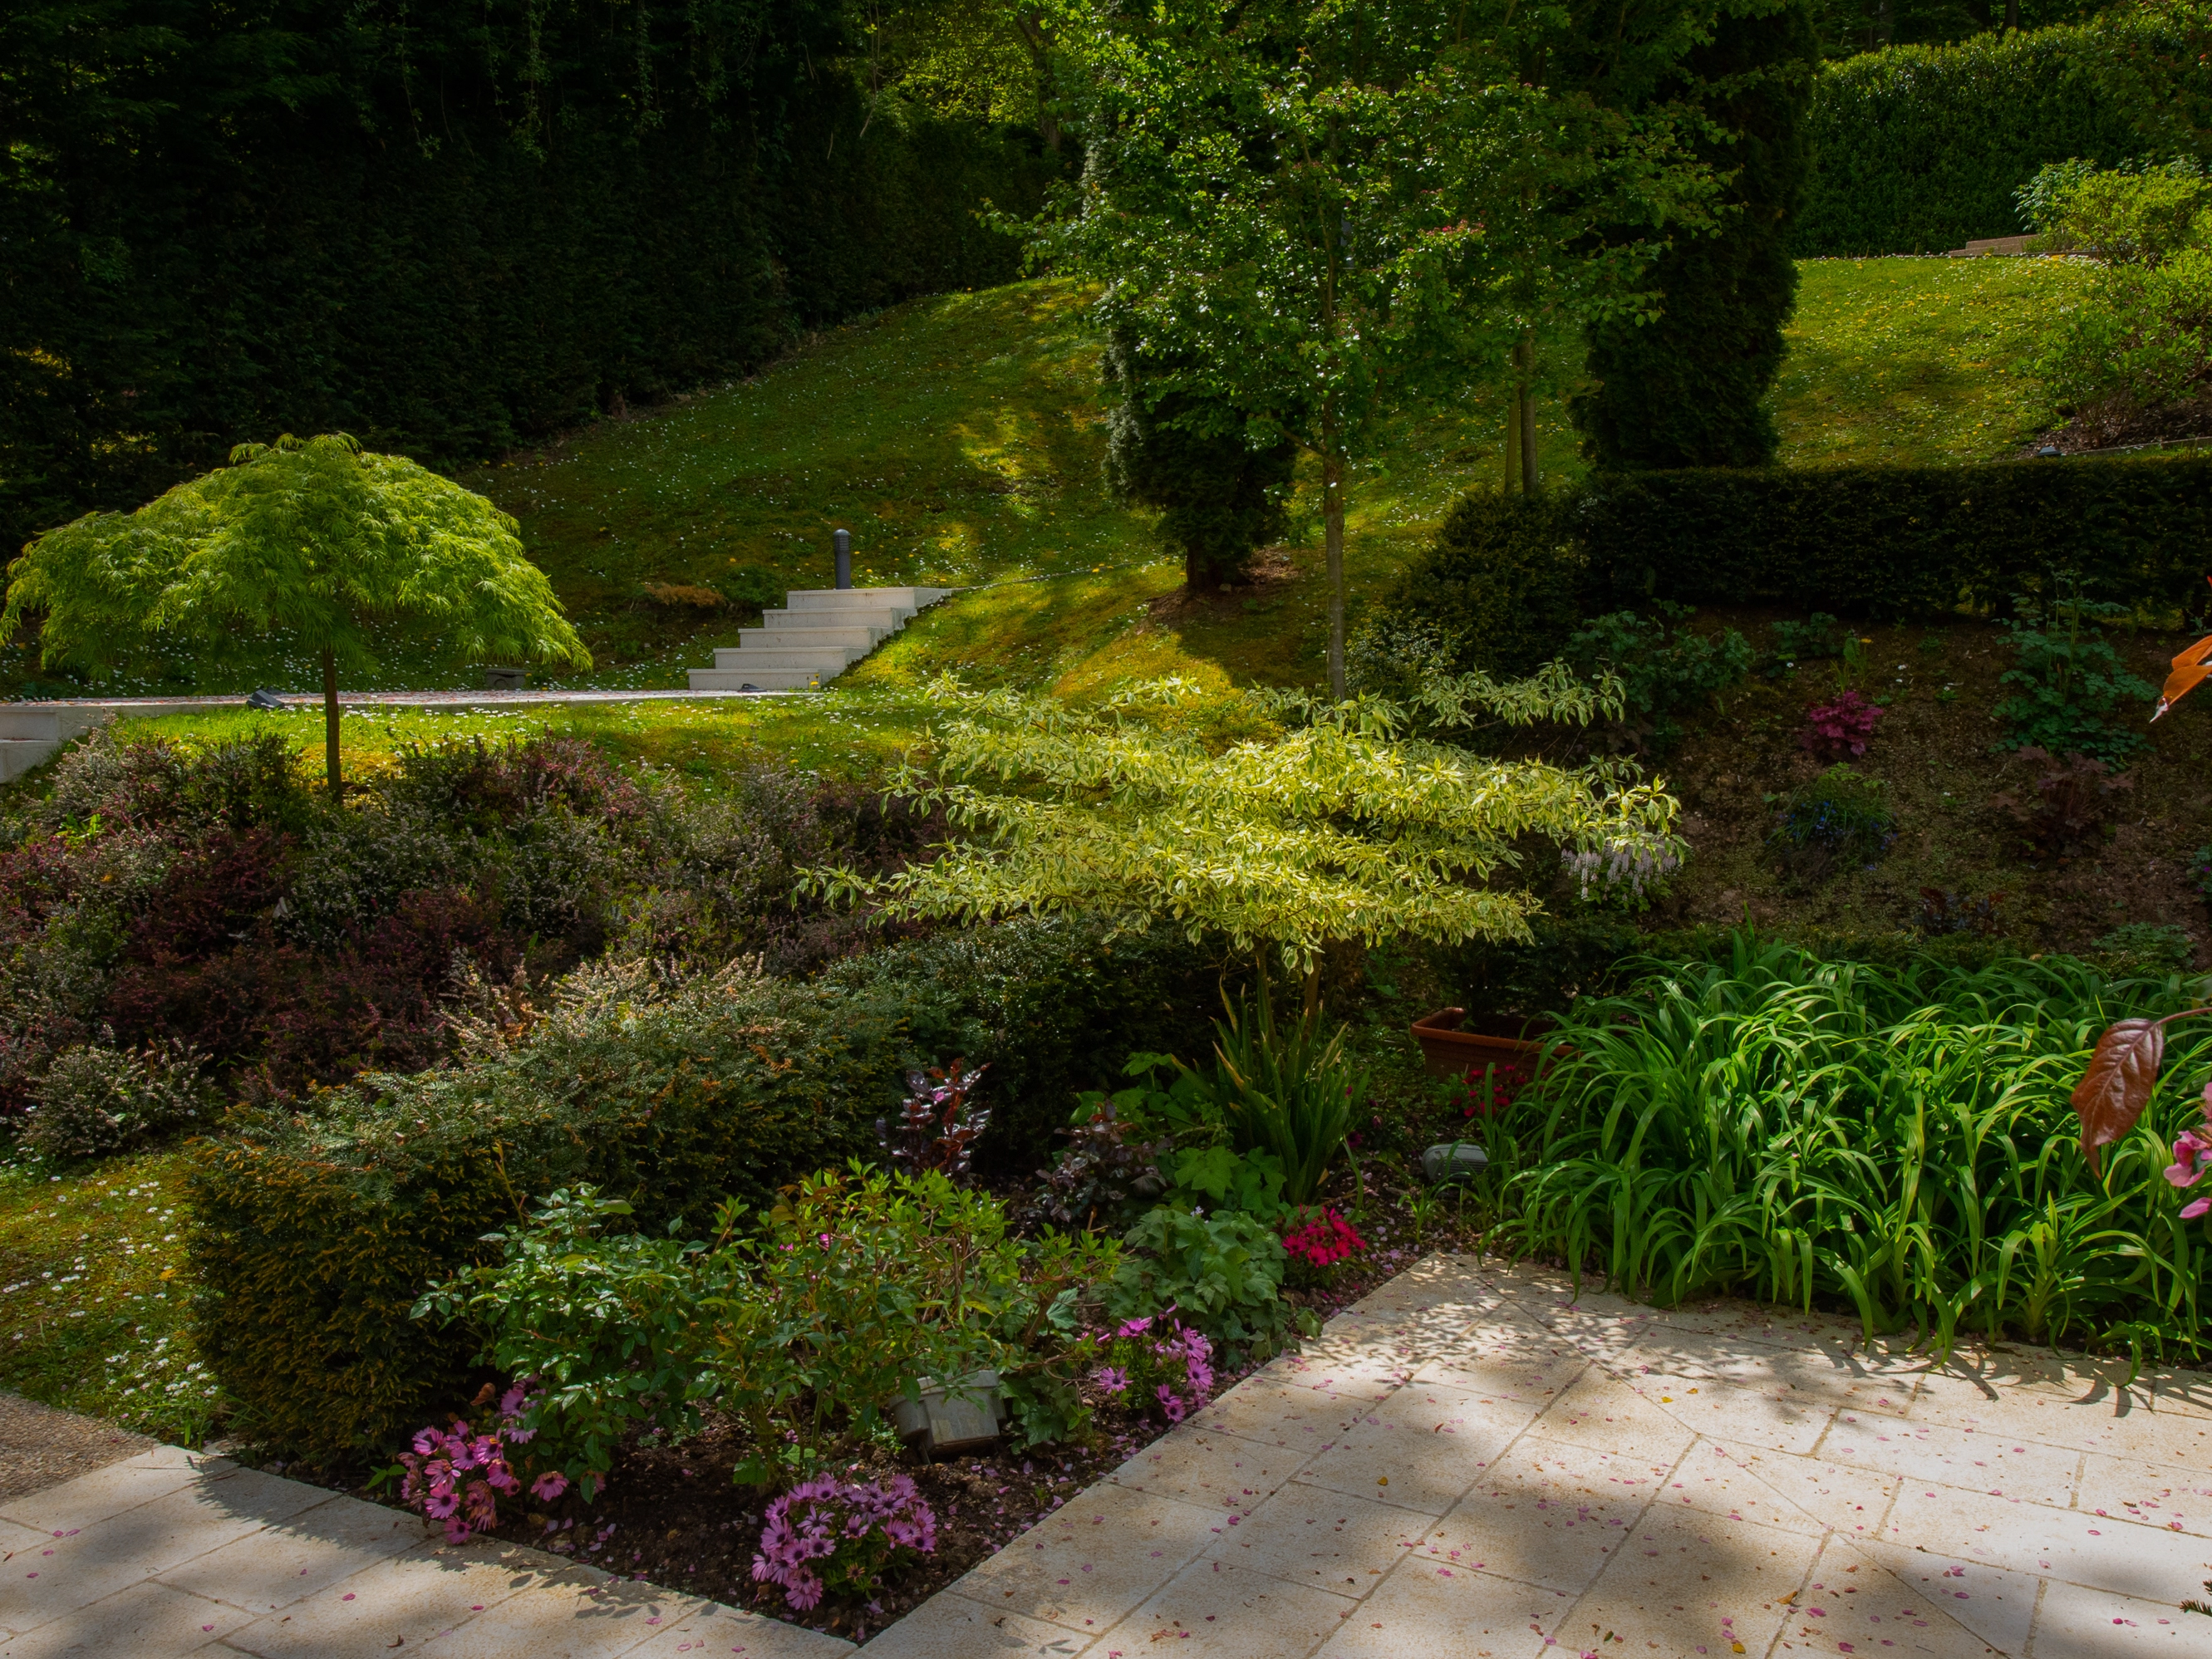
[1495,935,2212,1360]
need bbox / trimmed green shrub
[1402,457,2212,623]
[1367,490,1585,678]
[819,917,1229,1176]
[188,970,908,1458]
[1796,12,2212,256]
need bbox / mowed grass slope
[1772,256,2087,468]
[474,258,2082,698]
[0,258,2086,707]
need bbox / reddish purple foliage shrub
[106,887,511,1092]
[1801,690,1885,761]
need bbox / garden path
[860,1254,2212,1658]
[0,1442,850,1659]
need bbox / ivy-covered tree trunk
[1571,2,1821,470]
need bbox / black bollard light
[834,528,853,590]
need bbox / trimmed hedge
[1,4,1059,552]
[189,975,907,1457]
[1389,455,2212,635]
[1797,13,2212,256]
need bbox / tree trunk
[1504,383,1521,490]
[1323,448,1346,700]
[1515,332,1540,496]
[1013,12,1059,154]
[320,645,342,797]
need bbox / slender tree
[2,433,591,793]
[1572,1,1821,469]
[1027,0,1724,698]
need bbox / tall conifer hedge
[0,2,1059,554]
[1794,10,2212,257]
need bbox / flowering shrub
[1089,1314,1216,1424]
[1456,1059,1526,1120]
[1281,1206,1367,1269]
[1800,690,1885,761]
[750,1474,937,1611]
[2194,845,2212,903]
[396,1383,567,1544]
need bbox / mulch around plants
[294,1172,1462,1647]
[0,1390,158,1504]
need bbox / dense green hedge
[1,2,1059,552]
[188,975,907,1456]
[186,916,1222,1456]
[1797,12,2212,255]
[1392,454,2212,633]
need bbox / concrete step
[760,605,912,631]
[0,739,61,783]
[711,647,859,672]
[686,668,832,691]
[784,586,951,611]
[738,624,887,651]
[0,706,111,743]
[682,585,956,692]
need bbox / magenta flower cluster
[2166,1088,2212,1220]
[750,1474,938,1612]
[397,1383,567,1544]
[1281,1207,1368,1269]
[1092,1314,1215,1425]
[1801,690,1885,761]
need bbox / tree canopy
[2,433,590,789]
[1022,0,1733,695]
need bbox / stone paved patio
[860,1254,2212,1657]
[7,1254,2210,1657]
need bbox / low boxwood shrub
[187,969,914,1459]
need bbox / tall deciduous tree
[2,434,591,793]
[1025,0,1727,697]
[1572,1,1821,470]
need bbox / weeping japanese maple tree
[2,434,590,792]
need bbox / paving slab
[0,1450,851,1659]
[865,1253,2212,1657]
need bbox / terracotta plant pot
[1409,1007,1547,1081]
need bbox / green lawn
[1771,256,2087,468]
[0,1151,218,1444]
[0,258,2089,709]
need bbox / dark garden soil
[1590,609,2212,967]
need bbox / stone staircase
[0,704,111,783]
[686,586,951,691]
